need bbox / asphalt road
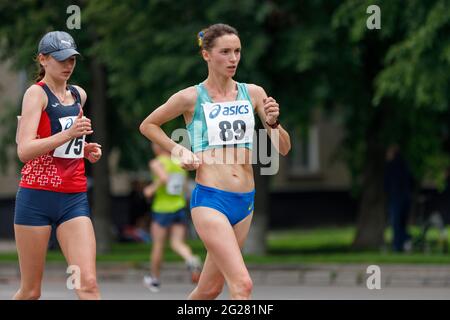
[2,279,450,300]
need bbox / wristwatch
[266,119,280,129]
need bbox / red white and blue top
[19,82,87,193]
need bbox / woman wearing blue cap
[140,23,291,299]
[13,31,102,299]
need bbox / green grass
[1,226,449,264]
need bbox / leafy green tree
[332,0,450,248]
[253,0,449,249]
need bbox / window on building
[290,125,320,175]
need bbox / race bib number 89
[53,116,85,159]
[203,100,254,146]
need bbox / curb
[1,262,450,288]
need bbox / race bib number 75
[53,116,85,159]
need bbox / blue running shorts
[190,183,255,225]
[14,187,90,227]
[151,208,188,227]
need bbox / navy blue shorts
[152,208,188,227]
[14,187,91,227]
[190,183,255,225]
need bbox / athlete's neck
[42,76,67,92]
[204,74,235,97]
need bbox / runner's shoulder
[72,85,87,106]
[246,83,266,98]
[25,83,47,97]
[23,84,48,109]
[170,86,198,107]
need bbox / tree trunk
[243,129,272,255]
[244,164,269,255]
[352,159,386,249]
[89,58,112,254]
[352,104,387,249]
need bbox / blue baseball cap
[38,31,80,61]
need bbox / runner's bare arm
[140,87,198,159]
[149,159,169,184]
[73,85,87,107]
[17,85,92,162]
[248,84,291,156]
[73,85,102,163]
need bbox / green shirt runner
[151,155,187,213]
